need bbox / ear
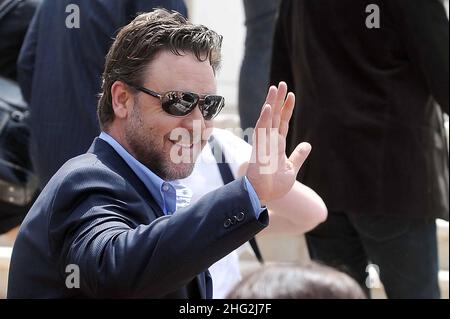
[111,81,134,119]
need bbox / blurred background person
[227,262,366,299]
[271,0,449,298]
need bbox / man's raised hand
[246,82,311,204]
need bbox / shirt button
[162,184,170,192]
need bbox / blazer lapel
[88,138,165,218]
[196,269,213,299]
[196,273,206,299]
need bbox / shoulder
[43,151,151,235]
[44,152,131,208]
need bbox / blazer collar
[88,138,164,218]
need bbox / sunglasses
[128,84,225,120]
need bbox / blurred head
[227,262,366,299]
[97,9,223,180]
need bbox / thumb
[288,142,312,173]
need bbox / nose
[180,105,206,133]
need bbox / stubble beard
[124,104,196,181]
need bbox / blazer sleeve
[49,168,268,298]
[388,0,449,114]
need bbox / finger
[280,92,295,138]
[251,86,276,129]
[288,142,312,174]
[253,104,272,164]
[255,103,271,130]
[272,82,287,129]
[265,85,278,106]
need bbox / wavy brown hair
[97,8,223,130]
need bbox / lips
[174,142,193,149]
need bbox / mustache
[169,127,211,144]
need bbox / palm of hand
[246,82,311,204]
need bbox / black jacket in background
[0,0,41,81]
[271,0,449,219]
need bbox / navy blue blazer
[18,0,187,188]
[7,138,268,298]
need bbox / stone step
[0,247,12,299]
[437,219,448,271]
[240,233,310,264]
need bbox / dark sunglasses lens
[162,92,198,116]
[202,96,224,120]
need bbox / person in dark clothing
[18,0,187,189]
[0,0,41,81]
[270,0,449,298]
[0,0,41,238]
[238,0,279,139]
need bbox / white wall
[187,0,245,114]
